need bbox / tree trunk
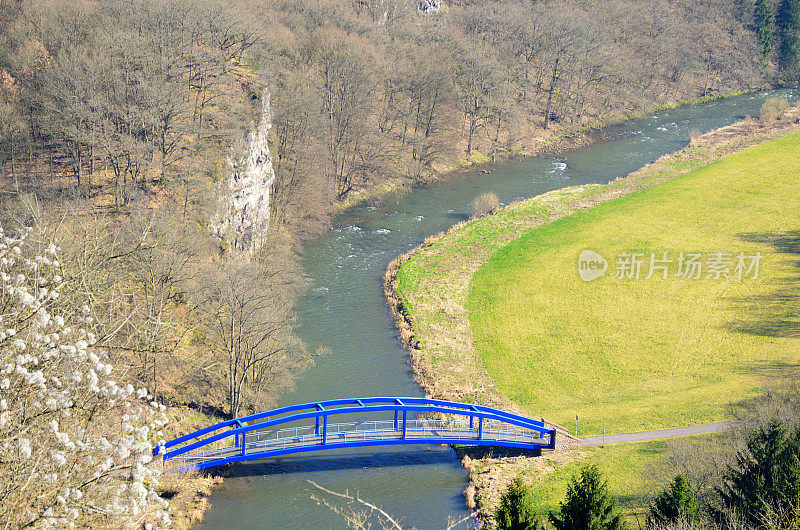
[86,144,93,196]
[424,87,439,139]
[9,133,16,188]
[544,54,560,130]
[466,97,478,153]
[74,142,81,188]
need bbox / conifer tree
[777,0,800,81]
[550,464,626,530]
[716,419,800,527]
[495,477,539,530]
[755,0,775,58]
[648,475,702,526]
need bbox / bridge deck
[161,398,556,472]
[165,420,550,472]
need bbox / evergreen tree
[550,464,626,530]
[777,0,800,81]
[755,0,775,58]
[495,477,539,530]
[716,419,800,527]
[648,475,702,527]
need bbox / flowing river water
[198,89,798,529]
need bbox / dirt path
[580,420,737,446]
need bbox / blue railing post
[478,417,483,440]
[402,411,407,439]
[394,410,399,431]
[322,415,328,445]
[241,430,246,456]
[233,420,243,447]
[469,415,474,430]
[315,403,325,436]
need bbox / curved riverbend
[198,90,798,529]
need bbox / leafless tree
[453,39,502,153]
[115,210,201,400]
[314,29,380,198]
[196,262,297,418]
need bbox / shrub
[471,192,501,219]
[760,97,791,121]
[648,475,702,527]
[550,464,626,530]
[494,476,538,530]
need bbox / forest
[1,0,799,525]
[0,0,785,422]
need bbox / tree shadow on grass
[723,362,800,422]
[724,230,800,338]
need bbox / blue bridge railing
[159,397,556,473]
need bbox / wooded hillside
[0,0,791,433]
[1,1,796,525]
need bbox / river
[198,89,798,529]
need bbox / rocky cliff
[213,91,276,253]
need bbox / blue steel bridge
[159,397,556,473]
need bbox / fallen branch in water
[308,479,403,529]
[307,479,477,529]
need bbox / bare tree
[453,39,502,154]
[116,210,200,400]
[314,29,379,198]
[196,262,297,418]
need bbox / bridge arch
[160,397,556,473]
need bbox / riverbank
[183,92,792,529]
[337,90,757,212]
[385,109,800,522]
[154,406,226,528]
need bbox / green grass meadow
[468,131,800,436]
[528,440,671,521]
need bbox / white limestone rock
[214,90,276,253]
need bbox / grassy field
[528,440,670,521]
[521,434,724,524]
[468,131,800,436]
[390,118,800,519]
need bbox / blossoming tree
[0,224,170,527]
